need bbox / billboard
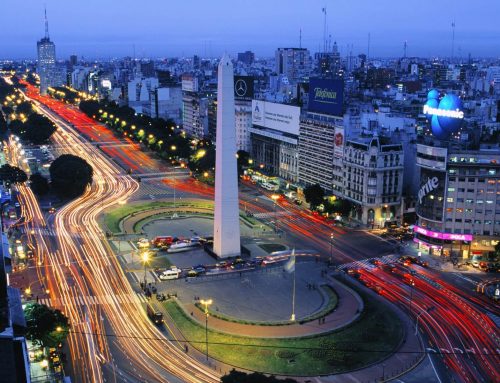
[423,89,464,140]
[181,74,198,92]
[251,100,300,136]
[234,76,254,100]
[308,78,344,116]
[415,168,446,222]
[334,127,344,158]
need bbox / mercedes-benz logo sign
[235,79,247,97]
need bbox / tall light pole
[330,233,334,265]
[271,194,279,233]
[200,298,213,361]
[142,251,149,286]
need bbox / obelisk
[213,54,241,258]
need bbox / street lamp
[199,298,213,361]
[271,194,279,233]
[330,233,334,265]
[142,251,150,286]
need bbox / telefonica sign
[424,89,464,139]
[308,78,343,116]
[418,176,439,204]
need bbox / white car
[159,268,181,280]
[137,238,150,248]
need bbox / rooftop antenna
[451,21,456,62]
[322,7,327,53]
[299,28,302,48]
[44,6,49,39]
[367,32,371,59]
[403,40,407,58]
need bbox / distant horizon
[1,0,499,60]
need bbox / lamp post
[330,233,334,266]
[142,251,150,286]
[271,194,279,233]
[200,299,213,361]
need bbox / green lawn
[103,201,214,233]
[164,285,403,375]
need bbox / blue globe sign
[423,89,464,140]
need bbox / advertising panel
[251,100,300,136]
[181,75,198,92]
[333,127,344,158]
[415,168,446,222]
[308,78,344,116]
[234,76,254,100]
[413,225,473,241]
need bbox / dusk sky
[1,0,499,59]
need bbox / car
[14,202,20,208]
[137,238,150,248]
[48,207,56,214]
[192,265,206,274]
[187,270,198,277]
[216,261,228,268]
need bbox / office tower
[37,8,56,95]
[275,48,311,83]
[237,51,255,65]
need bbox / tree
[29,173,50,195]
[24,303,69,348]
[22,113,57,144]
[0,164,28,184]
[303,183,325,209]
[236,150,250,178]
[16,101,34,116]
[50,154,93,199]
[221,370,298,383]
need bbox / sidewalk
[177,276,363,338]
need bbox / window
[466,199,474,204]
[447,187,455,192]
[446,208,453,213]
[478,179,485,183]
[465,219,472,223]
[455,219,462,223]
[447,197,454,203]
[456,208,463,213]
[449,177,456,182]
[457,198,464,203]
[458,188,465,192]
[486,200,494,204]
[474,220,482,224]
[477,200,484,204]
[465,209,473,213]
[459,177,466,182]
[467,189,474,193]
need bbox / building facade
[275,48,312,83]
[343,135,404,226]
[415,144,500,259]
[298,113,343,194]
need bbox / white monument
[213,54,241,258]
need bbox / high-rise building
[415,144,500,259]
[237,51,255,65]
[275,48,312,83]
[69,54,78,67]
[36,9,56,95]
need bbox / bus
[146,304,164,325]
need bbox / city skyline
[1,0,499,59]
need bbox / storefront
[412,225,472,258]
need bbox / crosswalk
[337,254,399,271]
[37,292,148,307]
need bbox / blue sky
[1,0,499,59]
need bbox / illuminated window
[447,187,455,192]
[446,208,453,212]
[456,208,463,213]
[447,197,454,203]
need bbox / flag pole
[291,250,296,321]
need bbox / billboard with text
[234,76,254,100]
[308,78,344,116]
[251,100,300,136]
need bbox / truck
[146,304,163,325]
[153,236,174,248]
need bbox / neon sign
[414,225,473,241]
[424,89,464,139]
